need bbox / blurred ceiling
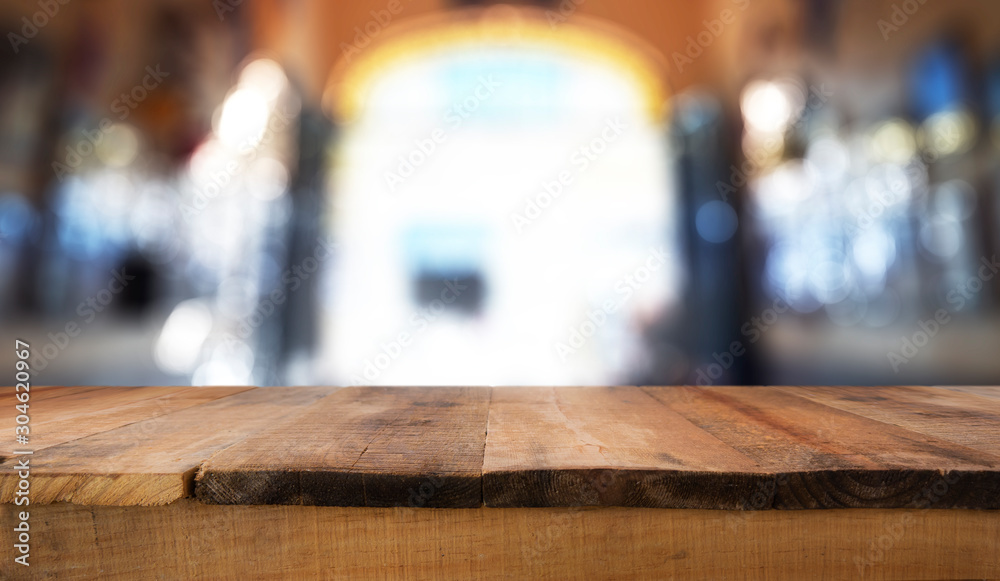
[3,0,999,109]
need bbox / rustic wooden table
[2,385,999,579]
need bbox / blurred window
[319,8,682,385]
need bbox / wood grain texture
[3,501,998,580]
[641,386,1000,509]
[0,385,107,404]
[1,385,251,457]
[935,385,1000,401]
[0,386,335,505]
[2,385,1000,510]
[0,386,187,420]
[774,385,1000,456]
[196,386,490,507]
[483,386,768,508]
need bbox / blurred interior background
[1,0,1000,387]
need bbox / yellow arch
[324,5,671,124]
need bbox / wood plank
[0,386,336,505]
[483,386,768,508]
[196,386,490,508]
[641,386,1000,509]
[0,385,108,403]
[1,386,252,457]
[774,385,1000,457]
[2,384,999,511]
[3,501,998,580]
[0,386,190,420]
[934,385,1000,401]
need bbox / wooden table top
[2,385,999,509]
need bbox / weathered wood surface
[482,386,767,508]
[936,385,1000,401]
[641,386,1000,509]
[197,386,491,507]
[773,385,1000,456]
[0,385,251,457]
[1,385,999,509]
[3,501,999,580]
[0,386,335,505]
